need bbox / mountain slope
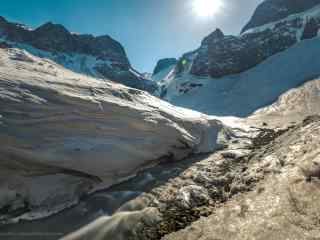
[249,76,320,127]
[160,2,320,83]
[163,37,320,117]
[0,17,157,93]
[0,46,228,222]
[152,1,320,117]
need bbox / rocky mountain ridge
[0,16,157,92]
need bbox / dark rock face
[189,29,225,76]
[177,11,320,79]
[0,17,157,93]
[206,26,297,78]
[153,58,178,75]
[242,0,320,33]
[301,17,320,39]
[0,18,128,64]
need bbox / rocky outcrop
[0,16,157,92]
[153,58,178,75]
[178,11,320,78]
[242,0,320,33]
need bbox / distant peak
[202,28,224,45]
[0,16,7,23]
[212,28,224,38]
[153,58,178,75]
[35,21,70,34]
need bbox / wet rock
[176,185,210,209]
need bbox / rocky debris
[130,115,320,240]
[251,127,291,148]
[163,115,320,240]
[128,132,261,239]
[153,58,178,75]
[0,16,157,92]
[302,114,320,126]
[175,185,210,209]
[220,149,248,159]
[242,0,320,33]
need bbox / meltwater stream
[0,155,205,240]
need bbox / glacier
[0,46,228,222]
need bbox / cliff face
[241,0,320,33]
[0,17,157,93]
[181,8,320,79]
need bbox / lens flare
[192,0,223,17]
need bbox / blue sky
[0,0,263,72]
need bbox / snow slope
[248,76,320,127]
[164,37,320,117]
[0,46,228,222]
[242,3,320,36]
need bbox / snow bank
[0,47,227,221]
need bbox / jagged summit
[35,21,69,33]
[0,16,157,92]
[0,16,127,60]
[153,58,178,75]
[201,28,224,45]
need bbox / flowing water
[0,155,204,240]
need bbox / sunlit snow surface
[0,47,228,222]
[163,37,320,117]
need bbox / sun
[192,0,223,18]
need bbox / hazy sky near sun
[0,0,263,72]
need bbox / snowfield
[0,47,228,221]
[163,37,320,117]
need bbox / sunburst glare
[192,0,223,18]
